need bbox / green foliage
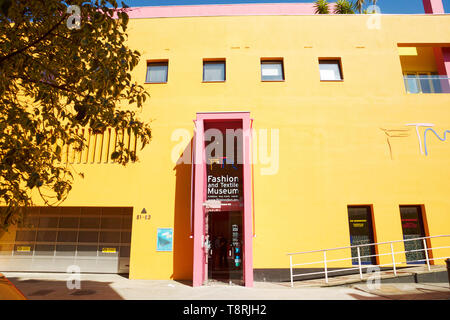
[314,0,330,14]
[0,0,152,229]
[354,0,366,14]
[334,0,356,14]
[355,0,380,14]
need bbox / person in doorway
[218,236,228,269]
[213,235,221,269]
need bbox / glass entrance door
[400,206,427,264]
[207,211,243,285]
[348,206,377,265]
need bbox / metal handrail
[287,234,448,255]
[287,234,450,287]
[404,75,450,80]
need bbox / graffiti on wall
[381,123,450,158]
[379,127,411,160]
[406,123,450,156]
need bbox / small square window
[261,60,284,81]
[146,61,168,83]
[203,60,226,82]
[319,59,343,81]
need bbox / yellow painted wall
[399,46,438,72]
[4,14,450,280]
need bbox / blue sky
[118,0,449,14]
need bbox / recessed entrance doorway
[207,211,243,285]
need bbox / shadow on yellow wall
[171,140,193,283]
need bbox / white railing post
[289,255,294,287]
[390,242,397,276]
[423,238,431,271]
[357,246,363,280]
[286,234,449,285]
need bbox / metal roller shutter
[0,207,132,274]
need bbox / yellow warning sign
[102,247,117,253]
[16,246,31,252]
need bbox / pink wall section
[192,119,205,287]
[124,1,447,19]
[442,47,450,76]
[433,47,450,76]
[126,3,334,19]
[423,0,445,14]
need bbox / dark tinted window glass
[36,231,57,242]
[76,245,97,256]
[39,217,58,228]
[400,206,426,264]
[19,216,39,228]
[100,232,120,243]
[122,216,132,229]
[57,231,78,243]
[56,245,76,256]
[78,231,98,243]
[120,246,130,257]
[59,217,79,229]
[101,217,121,229]
[80,217,100,229]
[121,232,131,244]
[15,230,36,242]
[348,206,376,265]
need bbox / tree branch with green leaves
[0,0,152,229]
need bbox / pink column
[242,114,254,287]
[192,119,206,287]
[423,0,445,14]
[433,47,450,92]
[434,47,450,76]
[425,0,449,91]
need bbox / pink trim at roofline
[125,3,338,19]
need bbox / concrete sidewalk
[2,272,449,300]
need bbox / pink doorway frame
[192,112,254,287]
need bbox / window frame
[347,205,378,265]
[318,58,344,82]
[260,58,285,82]
[403,71,440,94]
[145,60,169,84]
[202,59,226,83]
[399,205,432,264]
